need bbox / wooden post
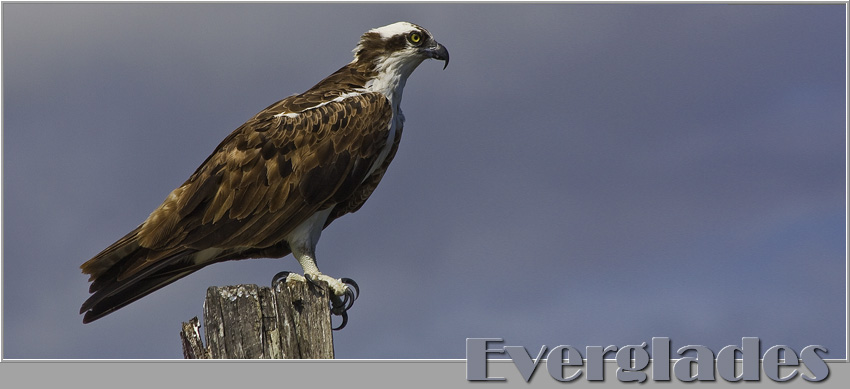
[179,279,334,359]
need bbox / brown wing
[134,91,390,270]
[79,91,392,321]
[327,121,403,227]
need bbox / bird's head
[353,22,449,76]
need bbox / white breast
[362,53,423,177]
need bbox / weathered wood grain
[179,279,334,359]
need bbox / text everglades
[466,337,829,383]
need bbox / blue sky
[2,3,846,359]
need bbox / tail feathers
[80,226,144,282]
[81,261,198,324]
[80,238,294,323]
[80,248,199,323]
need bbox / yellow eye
[407,32,422,45]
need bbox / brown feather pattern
[80,76,397,322]
[79,21,442,323]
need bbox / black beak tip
[439,45,450,70]
[427,43,449,70]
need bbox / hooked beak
[422,41,449,70]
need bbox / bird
[79,21,449,327]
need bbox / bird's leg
[271,244,359,330]
[293,251,344,294]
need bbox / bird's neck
[310,55,423,112]
[359,54,425,111]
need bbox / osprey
[80,22,449,327]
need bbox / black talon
[271,271,291,287]
[330,293,350,315]
[272,272,357,330]
[330,294,342,311]
[340,277,360,300]
[330,294,349,330]
[342,288,356,311]
[303,273,322,288]
[333,311,349,331]
[329,278,359,331]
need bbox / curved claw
[271,271,291,287]
[344,287,356,310]
[329,278,359,331]
[330,291,353,315]
[303,273,322,288]
[336,279,358,312]
[332,311,349,331]
[340,277,360,300]
[272,271,357,331]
